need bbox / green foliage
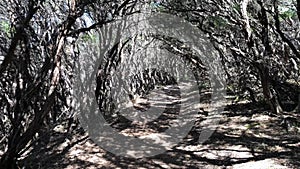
[246,122,260,129]
[0,20,10,34]
[232,3,241,13]
[80,33,96,43]
[207,16,228,29]
[279,9,296,19]
[213,16,227,28]
[150,1,166,12]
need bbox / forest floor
[19,90,300,169]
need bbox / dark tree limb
[0,1,41,77]
[297,0,300,22]
[273,0,300,59]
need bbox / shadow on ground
[20,100,300,169]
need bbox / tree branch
[0,3,40,77]
[273,0,300,59]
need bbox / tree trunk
[258,63,282,114]
[0,151,18,169]
[297,0,300,22]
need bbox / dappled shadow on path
[20,100,300,168]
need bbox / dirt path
[20,98,300,169]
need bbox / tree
[1,0,300,168]
[163,0,300,114]
[0,0,135,168]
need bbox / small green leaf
[246,122,260,129]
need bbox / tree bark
[297,0,300,22]
[257,62,282,114]
[0,152,18,169]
